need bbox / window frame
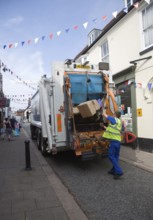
[101,40,109,63]
[125,0,133,8]
[140,1,153,51]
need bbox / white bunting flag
[57,31,61,36]
[112,11,118,18]
[14,43,18,48]
[83,22,88,29]
[128,80,132,85]
[34,38,39,44]
[142,83,146,89]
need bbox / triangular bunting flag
[9,44,13,48]
[14,43,18,48]
[27,40,31,44]
[137,83,142,88]
[145,0,150,4]
[148,83,152,91]
[142,83,146,89]
[128,80,132,85]
[3,45,7,49]
[49,33,53,39]
[92,18,97,24]
[134,2,139,9]
[57,31,61,36]
[73,25,78,30]
[102,16,107,21]
[21,41,25,46]
[65,28,70,33]
[112,11,118,18]
[42,36,45,40]
[34,38,39,44]
[83,22,88,29]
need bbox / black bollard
[25,140,32,170]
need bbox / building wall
[87,9,140,73]
[106,6,153,140]
[108,11,140,73]
[135,51,153,139]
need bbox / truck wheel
[36,129,41,150]
[41,137,48,156]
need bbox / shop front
[113,65,137,147]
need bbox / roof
[73,0,142,62]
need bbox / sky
[0,0,124,111]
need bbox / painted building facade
[74,0,153,152]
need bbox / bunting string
[0,0,150,50]
[116,80,153,95]
[5,94,33,98]
[0,61,37,91]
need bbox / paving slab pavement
[120,144,153,173]
[0,126,153,220]
[0,129,88,220]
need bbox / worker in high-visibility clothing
[102,111,123,179]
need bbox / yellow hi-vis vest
[103,118,122,141]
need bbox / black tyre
[41,137,48,156]
[30,125,35,140]
[36,129,41,150]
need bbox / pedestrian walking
[4,117,13,141]
[102,111,123,179]
[10,116,17,131]
[15,121,20,136]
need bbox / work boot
[108,167,115,175]
[113,173,124,179]
[108,170,115,175]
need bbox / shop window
[115,83,131,114]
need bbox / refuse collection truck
[30,61,136,160]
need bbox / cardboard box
[91,100,100,111]
[73,107,80,114]
[78,100,99,118]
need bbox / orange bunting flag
[137,83,142,88]
[27,40,32,44]
[102,16,107,21]
[9,44,13,48]
[49,33,53,39]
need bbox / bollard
[24,140,32,170]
